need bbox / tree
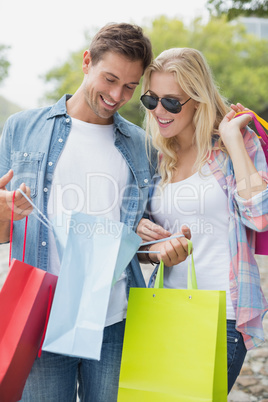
[0,45,10,85]
[40,49,84,105]
[207,0,268,20]
[191,17,268,113]
[41,16,268,126]
[144,16,268,115]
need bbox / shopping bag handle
[18,189,185,258]
[11,190,54,359]
[38,285,53,358]
[9,190,28,266]
[154,239,197,290]
[18,188,53,230]
[235,110,268,145]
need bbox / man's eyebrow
[105,72,140,85]
[106,72,119,79]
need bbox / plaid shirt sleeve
[228,126,268,232]
[212,125,268,350]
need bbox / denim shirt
[0,94,157,294]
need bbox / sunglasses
[140,90,191,114]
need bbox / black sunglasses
[140,90,191,114]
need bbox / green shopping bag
[118,240,227,401]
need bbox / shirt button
[43,187,48,193]
[144,178,148,183]
[41,241,47,247]
[208,159,212,164]
[66,118,70,123]
[223,185,227,190]
[23,152,28,157]
[48,161,53,166]
[58,138,63,143]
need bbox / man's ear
[82,50,91,74]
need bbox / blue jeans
[20,320,126,402]
[227,320,247,393]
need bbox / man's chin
[99,107,119,119]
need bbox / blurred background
[0,0,268,133]
[1,1,268,400]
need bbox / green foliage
[207,0,268,20]
[0,44,18,135]
[41,15,268,126]
[40,49,84,105]
[146,16,189,58]
[144,15,268,114]
[0,95,21,135]
[0,45,10,85]
[189,17,268,111]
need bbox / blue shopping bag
[42,212,141,360]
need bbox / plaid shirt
[208,126,268,350]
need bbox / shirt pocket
[11,151,44,198]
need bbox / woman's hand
[148,228,191,267]
[218,109,252,148]
[137,217,192,267]
[137,218,172,243]
[220,102,250,148]
[219,108,267,200]
[230,102,248,114]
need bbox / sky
[0,0,209,110]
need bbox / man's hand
[0,170,33,222]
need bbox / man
[0,23,189,401]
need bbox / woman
[137,47,268,392]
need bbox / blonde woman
[137,48,268,392]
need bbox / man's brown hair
[89,23,153,73]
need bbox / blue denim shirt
[0,94,157,293]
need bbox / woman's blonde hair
[142,48,230,185]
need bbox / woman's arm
[219,110,267,200]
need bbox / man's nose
[109,86,124,102]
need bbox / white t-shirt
[47,117,129,326]
[151,163,235,320]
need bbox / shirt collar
[46,94,71,119]
[113,112,131,137]
[47,94,131,138]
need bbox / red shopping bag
[236,111,268,255]
[0,192,57,402]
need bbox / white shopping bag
[42,212,141,360]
